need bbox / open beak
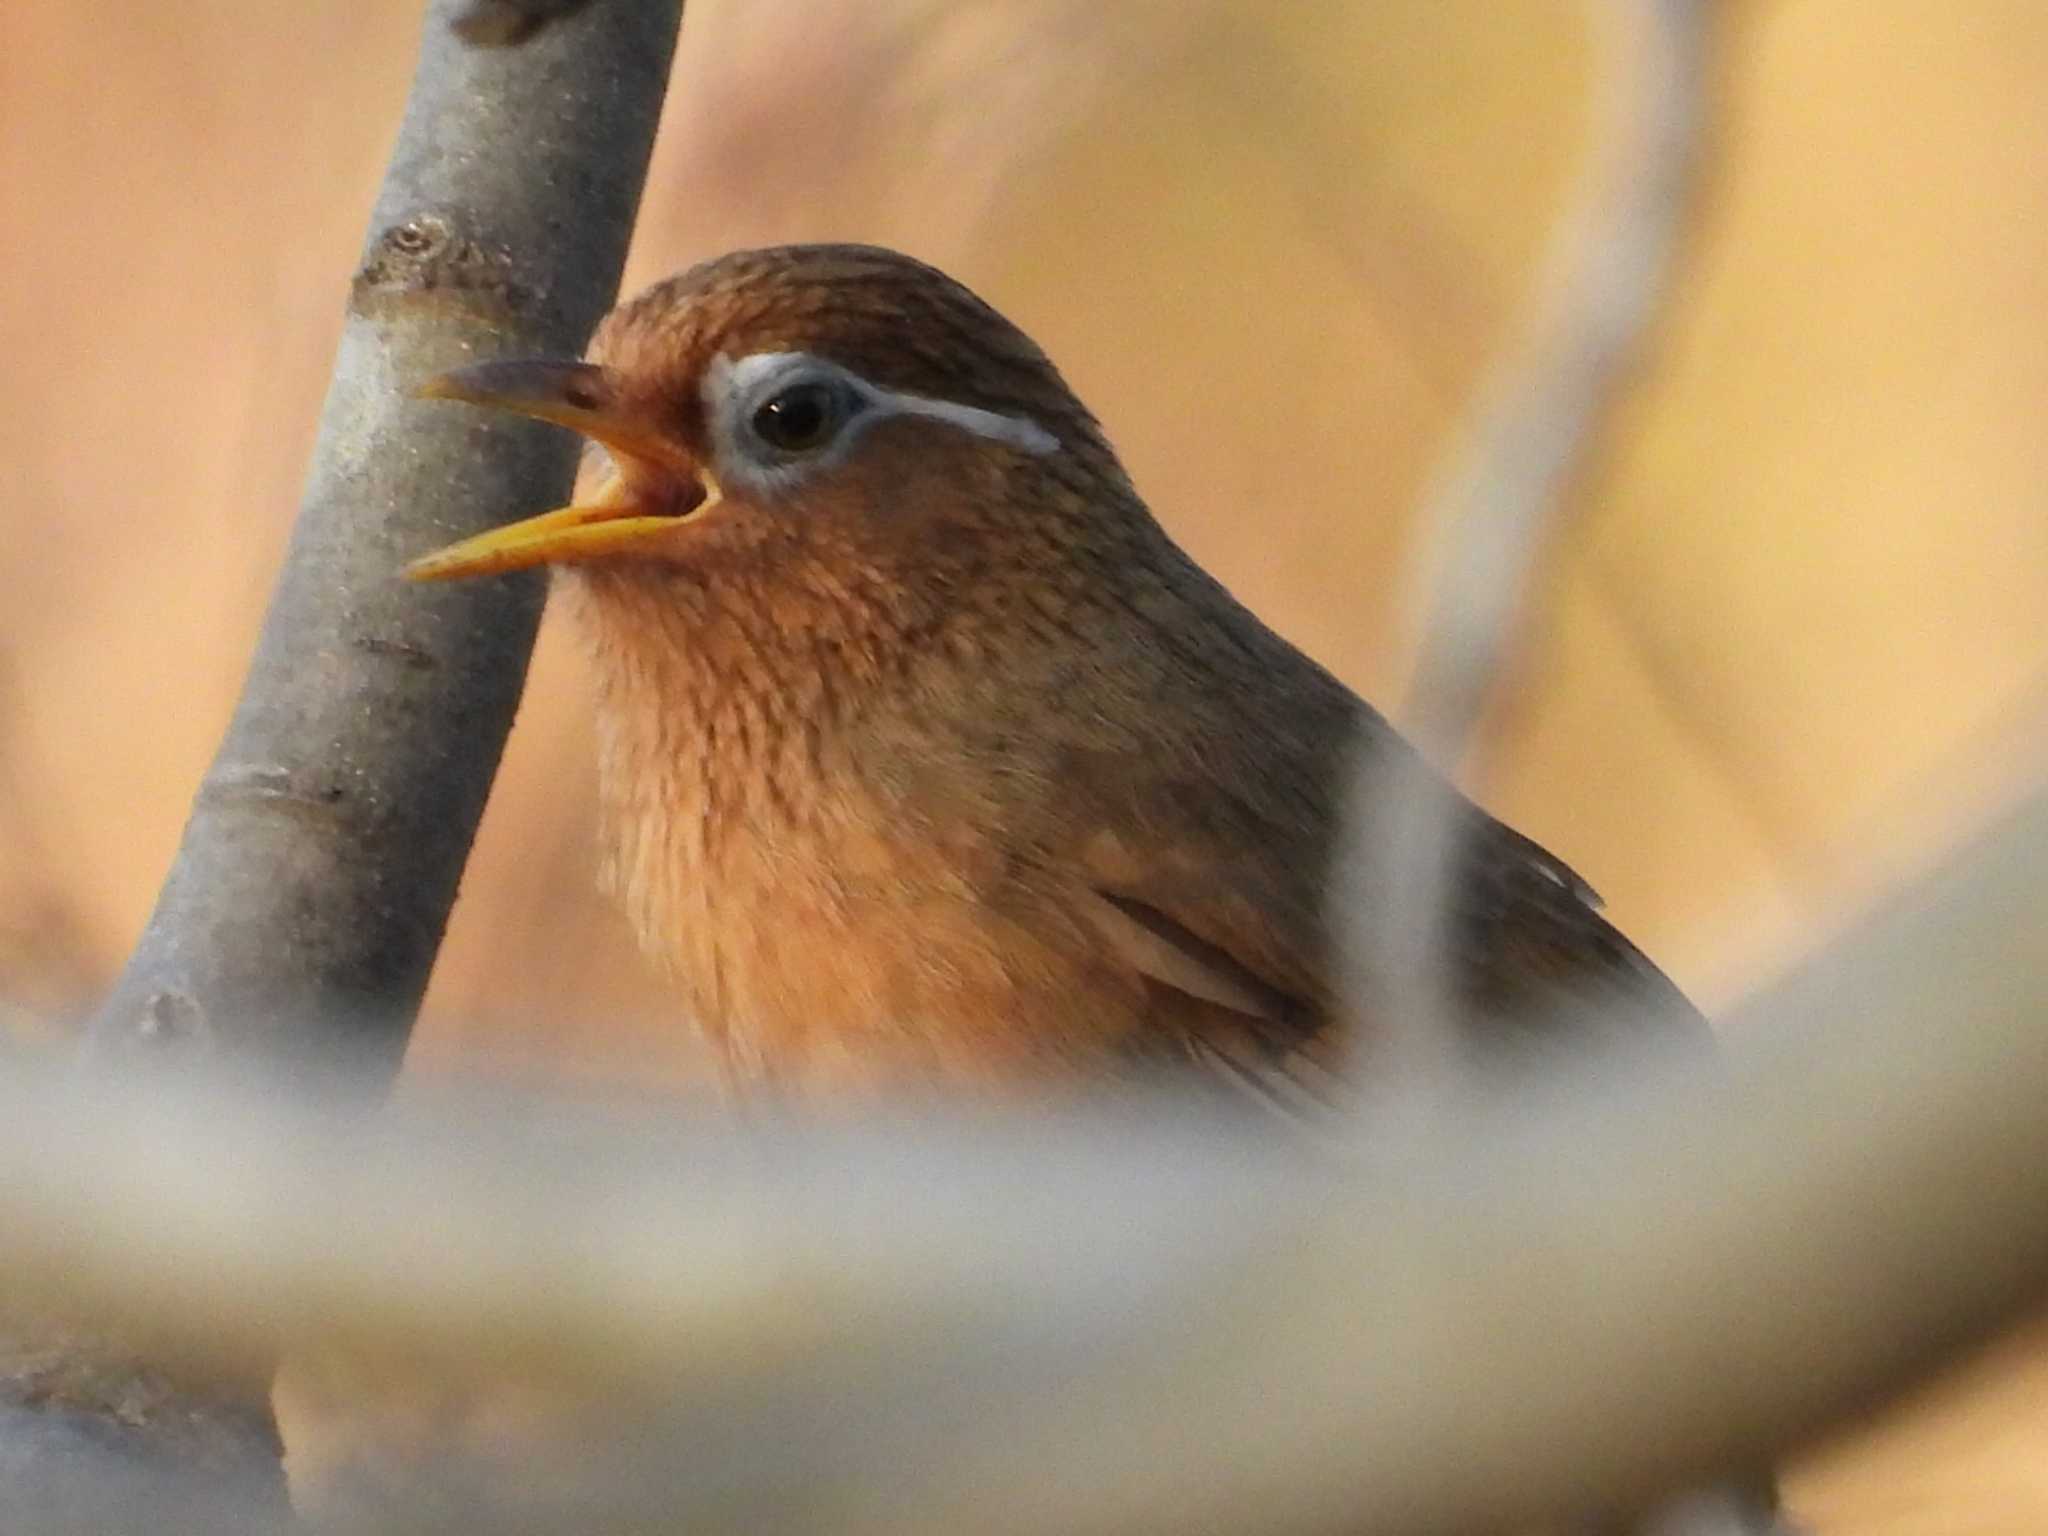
[403,359,719,582]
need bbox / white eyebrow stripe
[865,387,1060,456]
[715,350,1060,458]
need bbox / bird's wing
[1068,877,1342,1113]
[1077,888,1304,1023]
[1447,819,1704,1050]
[1066,761,1345,1112]
[1040,548,1699,1100]
[1071,759,1700,1113]
[1082,821,1700,1117]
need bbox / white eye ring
[702,350,1058,494]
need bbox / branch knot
[354,215,531,317]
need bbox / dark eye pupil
[752,383,838,452]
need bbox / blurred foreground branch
[2,767,2044,1534]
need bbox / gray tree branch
[88,0,681,1083]
[7,0,683,1516]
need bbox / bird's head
[405,244,1130,591]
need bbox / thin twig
[1343,0,1709,1090]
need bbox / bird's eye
[749,381,848,454]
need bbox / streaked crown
[591,244,1111,461]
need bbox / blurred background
[4,1,2046,1528]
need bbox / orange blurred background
[4,1,2046,1528]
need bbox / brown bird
[406,242,1693,1101]
[408,244,1785,1533]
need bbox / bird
[405,242,1699,1099]
[407,243,1787,1532]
